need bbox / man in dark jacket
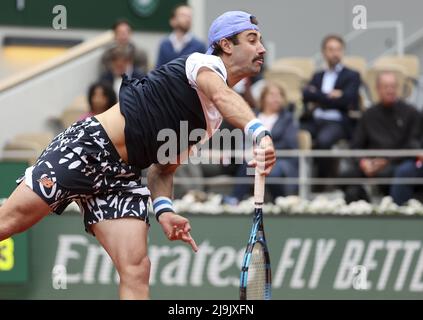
[301,35,361,181]
[340,71,421,203]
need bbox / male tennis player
[0,11,275,299]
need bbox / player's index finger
[183,232,198,252]
[184,222,191,233]
[189,237,198,252]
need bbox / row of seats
[3,54,419,166]
[265,54,420,114]
[1,95,89,165]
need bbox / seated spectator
[156,4,206,68]
[301,34,361,182]
[390,113,423,205]
[99,45,145,96]
[339,71,421,203]
[79,82,117,120]
[101,19,149,74]
[225,83,299,204]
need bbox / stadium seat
[59,95,89,128]
[297,130,312,150]
[2,132,54,165]
[373,55,420,98]
[272,57,315,80]
[264,66,306,116]
[343,56,367,79]
[363,65,407,103]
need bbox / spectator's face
[230,30,266,77]
[111,57,130,76]
[115,24,132,45]
[91,87,109,115]
[377,73,398,105]
[323,39,344,68]
[171,6,192,33]
[262,85,285,114]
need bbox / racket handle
[254,140,267,206]
[254,168,265,206]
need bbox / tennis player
[0,11,275,299]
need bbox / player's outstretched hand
[158,212,198,252]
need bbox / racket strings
[246,243,268,300]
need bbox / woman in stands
[225,82,299,204]
[79,82,117,120]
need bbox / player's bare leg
[91,217,150,300]
[0,182,51,241]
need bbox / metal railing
[2,148,423,200]
[0,31,113,93]
[173,149,423,199]
[312,20,405,66]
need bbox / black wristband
[256,130,272,145]
[156,208,175,222]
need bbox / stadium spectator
[101,19,149,74]
[339,71,421,203]
[301,34,361,183]
[79,82,117,121]
[224,83,299,204]
[155,4,206,68]
[390,113,423,205]
[99,45,145,96]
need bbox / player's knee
[118,255,151,286]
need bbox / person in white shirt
[301,34,361,182]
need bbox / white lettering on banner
[55,235,88,284]
[394,241,420,291]
[334,240,365,289]
[309,239,336,289]
[410,248,423,291]
[273,239,301,287]
[149,246,171,285]
[190,241,215,286]
[207,246,238,287]
[377,241,402,290]
[53,235,423,293]
[291,239,312,289]
[161,246,191,286]
[361,240,384,289]
[83,244,115,284]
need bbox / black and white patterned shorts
[17,117,150,234]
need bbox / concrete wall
[0,27,167,149]
[204,0,423,65]
[1,0,422,150]
[0,48,103,148]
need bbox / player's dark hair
[211,34,240,56]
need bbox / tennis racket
[239,154,272,300]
